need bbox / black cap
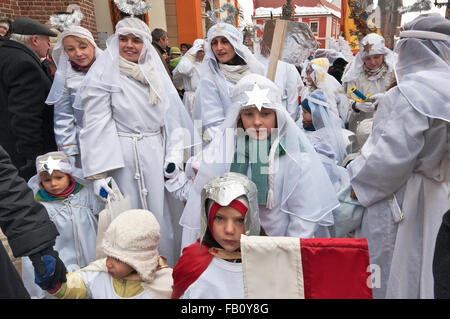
[12,17,58,37]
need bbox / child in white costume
[301,57,349,123]
[172,38,204,118]
[179,73,339,249]
[44,209,173,299]
[172,172,262,299]
[21,151,103,298]
[341,33,396,151]
[45,25,102,167]
[78,17,197,266]
[193,22,265,143]
[347,14,450,299]
[301,90,352,166]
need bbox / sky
[237,0,447,25]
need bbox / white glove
[355,93,384,112]
[355,101,376,112]
[93,178,115,201]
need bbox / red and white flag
[240,235,373,299]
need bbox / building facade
[0,0,240,49]
[253,0,341,49]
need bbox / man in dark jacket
[0,17,58,181]
[151,28,172,80]
[0,146,66,298]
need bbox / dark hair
[151,28,167,42]
[225,53,246,66]
[180,43,192,49]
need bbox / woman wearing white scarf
[77,17,199,267]
[45,25,102,167]
[341,33,396,152]
[192,22,265,144]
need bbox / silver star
[40,156,62,175]
[243,83,271,111]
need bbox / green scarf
[36,183,83,202]
[230,134,285,205]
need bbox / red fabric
[300,238,373,299]
[171,240,214,299]
[208,200,248,236]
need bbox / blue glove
[30,247,67,291]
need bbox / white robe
[342,67,393,135]
[347,87,449,299]
[21,180,102,299]
[79,75,185,266]
[180,257,244,299]
[172,56,202,118]
[53,68,85,158]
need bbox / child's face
[106,256,135,279]
[240,107,277,140]
[302,108,313,128]
[40,170,70,195]
[212,206,245,252]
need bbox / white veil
[75,17,199,153]
[395,14,450,121]
[46,25,102,105]
[181,74,339,236]
[341,33,396,83]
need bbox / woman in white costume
[78,17,197,267]
[180,73,339,248]
[347,14,450,299]
[172,38,204,118]
[45,25,102,167]
[193,22,265,143]
[341,33,396,151]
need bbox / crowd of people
[0,11,448,300]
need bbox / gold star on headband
[363,42,374,53]
[243,83,271,111]
[40,156,62,175]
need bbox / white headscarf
[46,25,102,105]
[395,14,450,121]
[75,17,199,153]
[341,33,396,83]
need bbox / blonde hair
[63,35,93,48]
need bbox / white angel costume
[341,33,396,148]
[21,152,103,299]
[301,58,349,123]
[347,15,450,299]
[172,38,204,117]
[192,22,265,143]
[180,73,339,249]
[78,18,198,266]
[301,89,352,166]
[45,26,102,165]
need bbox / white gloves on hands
[93,178,115,201]
[355,93,384,112]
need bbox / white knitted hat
[102,209,160,283]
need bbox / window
[310,21,319,33]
